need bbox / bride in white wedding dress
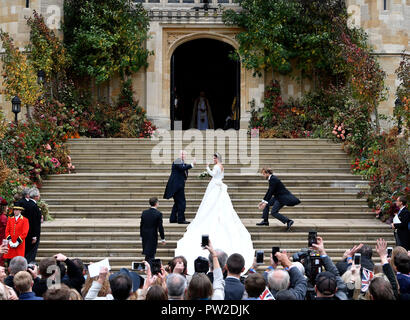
[174,152,255,275]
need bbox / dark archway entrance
[170,38,240,130]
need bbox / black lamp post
[12,96,21,123]
[394,98,402,134]
[37,70,45,85]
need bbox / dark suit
[15,197,30,210]
[394,207,410,250]
[140,208,165,262]
[22,199,42,263]
[264,266,307,300]
[262,175,300,224]
[163,158,193,223]
[224,277,245,300]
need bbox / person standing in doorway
[191,91,214,130]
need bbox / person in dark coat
[15,188,31,210]
[140,197,166,262]
[22,188,42,263]
[392,196,410,250]
[256,168,300,230]
[224,253,245,300]
[163,150,195,224]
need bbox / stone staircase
[37,136,394,271]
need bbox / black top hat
[109,268,144,292]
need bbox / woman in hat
[0,198,8,267]
[3,205,29,263]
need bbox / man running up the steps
[256,168,300,230]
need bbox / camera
[387,247,393,258]
[272,247,280,264]
[354,253,361,265]
[293,249,322,283]
[309,253,323,281]
[132,262,145,271]
[308,231,317,247]
[194,256,209,273]
[27,263,37,271]
[256,250,264,264]
[292,248,310,264]
[150,259,162,275]
[201,235,209,247]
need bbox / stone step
[68,150,346,156]
[39,186,363,193]
[70,163,351,169]
[68,142,344,148]
[73,168,351,174]
[47,203,369,212]
[66,138,337,145]
[35,137,382,273]
[40,192,360,200]
[38,238,395,250]
[42,181,367,189]
[46,173,365,181]
[40,231,392,241]
[46,211,371,219]
[68,149,345,155]
[43,198,366,206]
[46,211,369,219]
[70,158,350,164]
[39,218,390,233]
[70,154,350,160]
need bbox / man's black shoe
[256,220,269,226]
[169,220,177,223]
[178,221,190,224]
[286,220,294,231]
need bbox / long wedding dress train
[175,165,255,275]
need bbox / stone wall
[346,0,409,116]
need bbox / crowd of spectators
[1,234,409,301]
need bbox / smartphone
[201,234,209,248]
[308,231,317,247]
[151,259,162,275]
[27,263,37,270]
[132,262,145,271]
[354,253,361,265]
[272,247,280,264]
[256,250,264,264]
[387,247,393,258]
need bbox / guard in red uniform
[3,206,29,261]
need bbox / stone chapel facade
[0,0,409,129]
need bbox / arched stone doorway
[170,38,240,130]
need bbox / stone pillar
[145,21,170,129]
[241,68,264,129]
